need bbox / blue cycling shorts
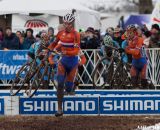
[60,56,78,73]
[132,57,147,71]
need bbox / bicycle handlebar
[105,45,125,53]
[41,43,62,56]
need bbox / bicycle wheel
[122,64,132,89]
[110,63,131,89]
[48,65,58,90]
[26,63,48,98]
[10,62,31,96]
[92,56,113,89]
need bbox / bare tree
[131,0,153,14]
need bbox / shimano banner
[0,50,28,79]
[100,96,160,115]
[0,98,4,115]
[20,97,99,115]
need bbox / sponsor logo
[13,54,28,60]
[0,99,4,115]
[100,96,160,114]
[0,63,22,75]
[20,97,99,115]
[25,20,48,28]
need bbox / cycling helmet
[126,24,138,40]
[126,24,137,32]
[41,33,49,45]
[103,35,113,46]
[63,13,75,23]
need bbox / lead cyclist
[48,13,81,117]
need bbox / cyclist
[125,24,148,88]
[28,33,50,88]
[99,35,120,85]
[101,35,120,57]
[28,32,49,62]
[48,13,80,117]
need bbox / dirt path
[0,116,159,130]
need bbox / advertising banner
[0,50,27,79]
[0,98,4,115]
[20,96,99,115]
[100,96,160,115]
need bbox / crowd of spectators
[0,26,55,50]
[0,23,160,51]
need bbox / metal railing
[0,48,160,87]
[78,48,160,87]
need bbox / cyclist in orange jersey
[125,24,148,88]
[48,13,80,117]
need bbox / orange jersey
[48,29,80,56]
[125,37,144,59]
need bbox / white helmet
[63,13,75,23]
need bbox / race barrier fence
[0,48,160,87]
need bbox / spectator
[40,30,47,36]
[142,31,152,64]
[80,27,99,49]
[141,24,148,32]
[16,31,24,45]
[105,27,114,37]
[94,29,101,47]
[2,27,19,50]
[0,28,4,49]
[113,27,123,47]
[142,31,151,48]
[118,16,125,30]
[20,28,35,49]
[48,27,55,44]
[150,24,160,48]
[35,34,41,42]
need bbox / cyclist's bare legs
[57,62,65,112]
[130,64,148,88]
[65,65,78,93]
[140,64,148,88]
[130,66,138,88]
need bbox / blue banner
[100,96,160,115]
[20,96,99,115]
[0,50,28,79]
[0,98,4,115]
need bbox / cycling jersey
[125,37,147,84]
[49,29,80,56]
[48,29,81,93]
[125,37,144,59]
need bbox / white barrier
[0,90,160,115]
[0,48,160,87]
[78,48,160,86]
[1,93,160,115]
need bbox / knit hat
[143,31,151,38]
[26,28,33,34]
[48,27,54,33]
[151,24,160,31]
[86,27,95,33]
